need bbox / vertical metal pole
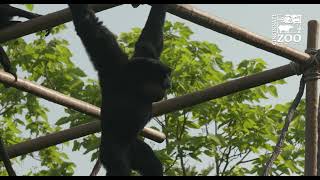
[318,101,320,176]
[305,20,319,176]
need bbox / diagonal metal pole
[0,138,16,176]
[0,71,165,143]
[166,4,310,65]
[304,20,319,176]
[1,62,300,160]
[0,4,311,65]
[0,4,121,44]
[318,97,320,176]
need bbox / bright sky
[10,4,320,176]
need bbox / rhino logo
[278,25,294,33]
[272,14,302,45]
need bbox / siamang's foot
[13,73,18,82]
[5,68,18,81]
[8,70,18,82]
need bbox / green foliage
[24,4,34,11]
[117,21,306,176]
[0,9,80,174]
[0,11,305,176]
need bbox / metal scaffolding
[0,4,319,176]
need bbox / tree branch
[228,150,251,173]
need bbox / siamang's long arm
[0,46,17,80]
[68,4,128,72]
[0,46,11,73]
[133,5,168,60]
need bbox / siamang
[69,4,171,176]
[0,4,50,81]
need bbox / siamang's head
[126,57,172,102]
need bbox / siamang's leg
[0,46,17,81]
[130,139,163,176]
[0,5,41,19]
[133,5,168,60]
[100,139,131,176]
[68,4,128,72]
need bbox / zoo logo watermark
[272,14,302,45]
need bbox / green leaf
[25,4,34,11]
[55,117,70,126]
[268,85,278,97]
[186,121,201,129]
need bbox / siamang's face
[126,58,172,102]
[137,63,171,102]
[142,71,171,102]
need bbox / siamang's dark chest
[101,93,152,134]
[99,71,152,125]
[101,85,152,119]
[102,91,151,114]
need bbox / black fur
[0,46,16,80]
[68,4,171,176]
[0,4,50,81]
